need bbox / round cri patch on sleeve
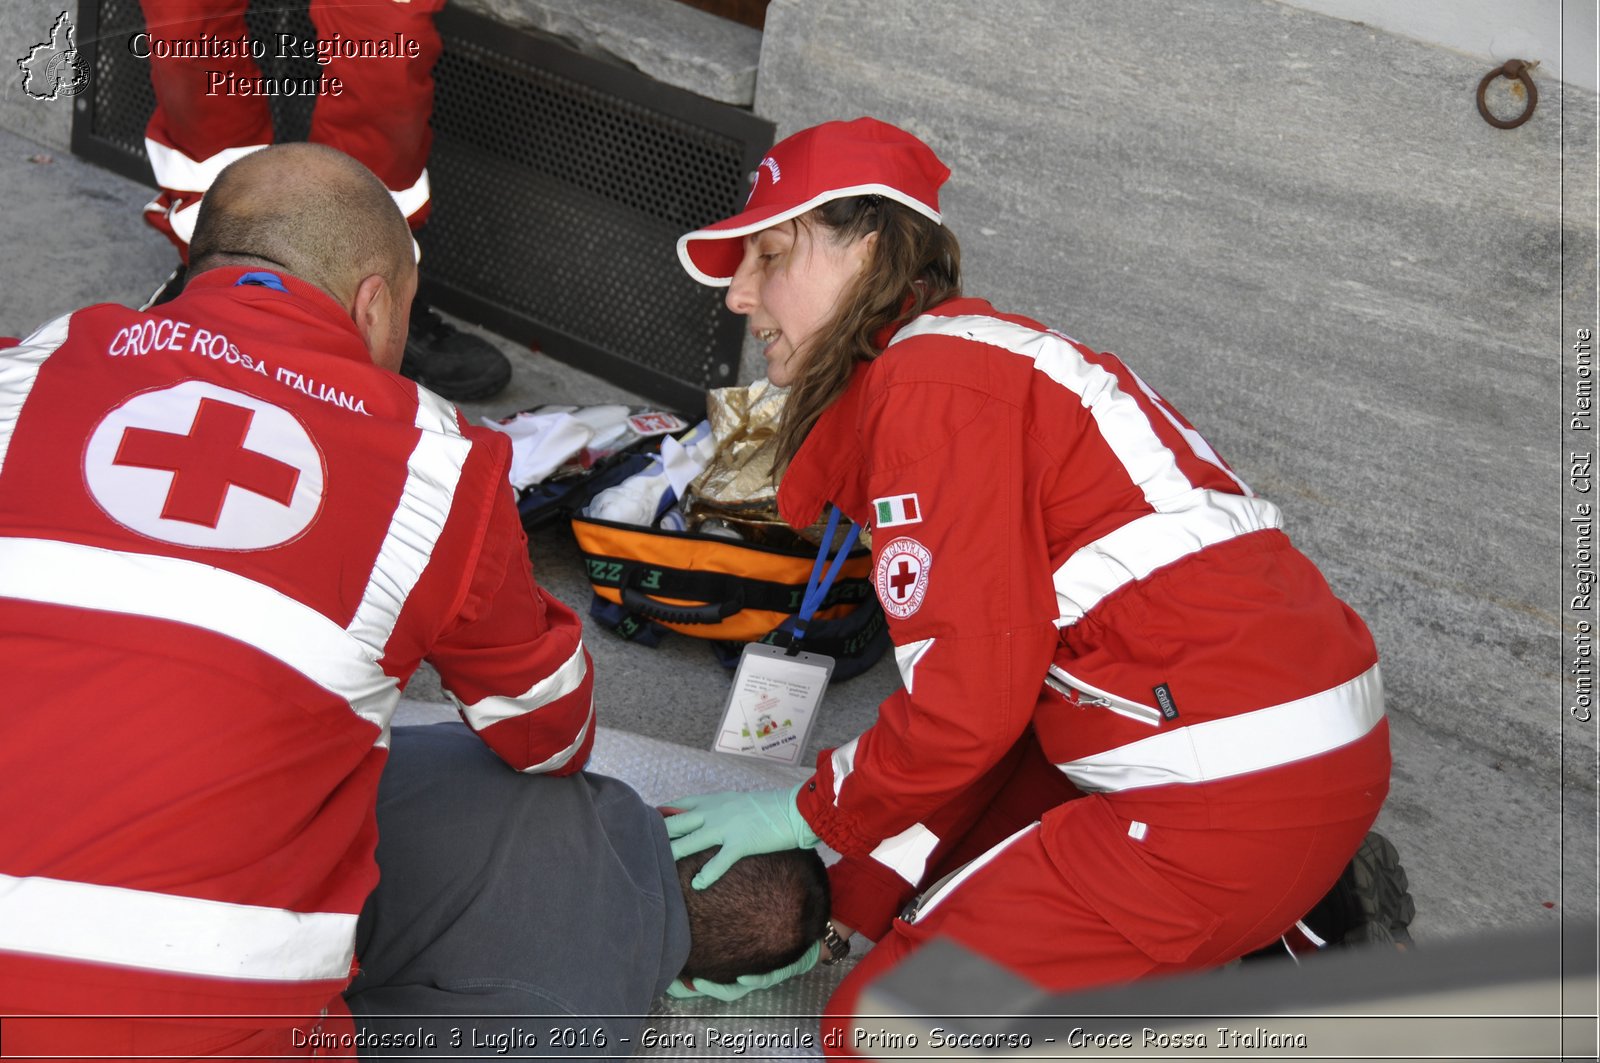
[875,537,932,618]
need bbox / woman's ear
[851,229,879,271]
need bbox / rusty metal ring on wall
[1477,60,1538,129]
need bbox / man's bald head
[190,143,415,302]
[188,144,418,368]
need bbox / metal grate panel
[71,1,773,413]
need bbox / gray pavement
[0,76,1593,960]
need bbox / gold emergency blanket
[684,381,868,551]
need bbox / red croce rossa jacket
[779,298,1390,938]
[0,268,595,1024]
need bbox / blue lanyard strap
[790,506,862,653]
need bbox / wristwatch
[820,920,851,965]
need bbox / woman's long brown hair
[771,196,962,471]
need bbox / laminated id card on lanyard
[712,507,862,765]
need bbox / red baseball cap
[676,117,951,286]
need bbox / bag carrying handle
[612,506,860,629]
[620,567,746,625]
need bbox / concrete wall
[1282,0,1598,93]
[753,0,1598,793]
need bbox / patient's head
[675,847,831,984]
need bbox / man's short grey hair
[188,142,414,302]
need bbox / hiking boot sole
[1343,831,1416,950]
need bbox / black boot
[1241,831,1416,961]
[401,301,512,402]
[1310,830,1416,949]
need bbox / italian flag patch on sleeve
[873,493,921,528]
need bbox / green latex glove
[665,941,822,1002]
[663,784,819,889]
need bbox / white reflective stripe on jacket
[0,873,357,982]
[888,314,1281,629]
[1055,664,1385,793]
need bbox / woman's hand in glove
[663,784,819,889]
[664,942,822,1001]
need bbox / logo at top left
[84,381,326,550]
[17,12,90,101]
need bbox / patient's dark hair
[676,847,831,984]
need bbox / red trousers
[820,725,1386,1059]
[138,0,445,253]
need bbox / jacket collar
[180,266,372,365]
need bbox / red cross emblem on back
[84,381,326,551]
[112,397,300,528]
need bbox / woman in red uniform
[664,117,1392,1047]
